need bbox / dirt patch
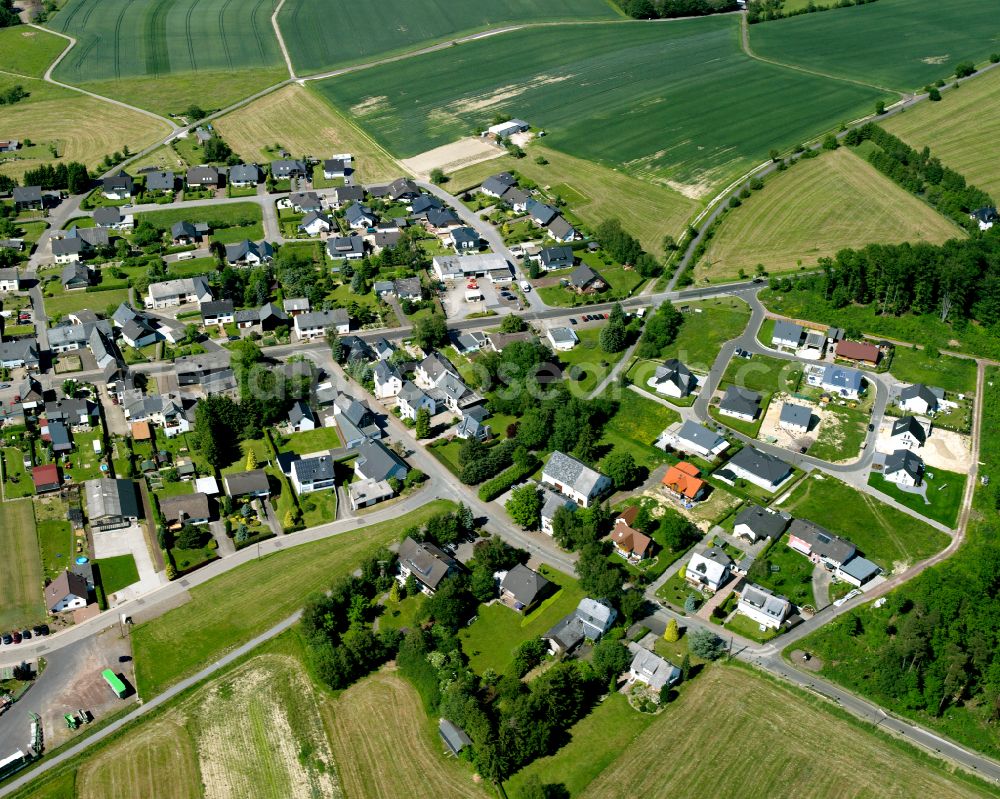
[401,137,505,179]
[921,55,950,65]
[920,428,972,472]
[450,74,572,115]
[789,649,823,672]
[350,95,389,116]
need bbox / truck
[102,669,127,699]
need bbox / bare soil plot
[580,664,995,799]
[324,668,488,799]
[400,137,505,180]
[876,420,971,473]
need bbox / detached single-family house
[373,361,404,399]
[0,267,22,292]
[648,358,697,398]
[32,463,61,494]
[811,364,865,399]
[13,185,44,211]
[101,170,134,200]
[480,173,516,197]
[93,206,133,230]
[527,199,558,227]
[547,216,578,242]
[345,203,377,230]
[323,156,351,179]
[899,383,939,415]
[668,420,728,459]
[46,570,89,613]
[332,185,365,208]
[609,507,653,562]
[738,584,792,629]
[448,227,479,252]
[294,308,349,340]
[145,170,175,192]
[146,276,212,309]
[61,263,91,290]
[734,504,789,543]
[778,403,812,434]
[51,238,84,265]
[456,406,491,441]
[327,235,365,261]
[538,246,574,271]
[299,211,332,236]
[971,207,998,231]
[686,547,733,592]
[397,381,436,421]
[540,487,575,536]
[787,519,856,569]
[200,300,235,326]
[290,454,335,494]
[287,400,317,432]
[354,439,408,483]
[662,461,707,502]
[890,415,928,450]
[397,536,458,595]
[718,386,761,422]
[0,339,40,370]
[546,326,578,351]
[568,264,605,294]
[270,159,307,179]
[771,320,804,349]
[500,563,551,613]
[541,451,610,508]
[348,477,394,511]
[543,598,617,656]
[48,323,88,353]
[283,297,310,317]
[228,164,261,187]
[85,478,140,531]
[288,191,323,213]
[171,221,210,245]
[225,239,273,266]
[223,469,271,499]
[719,446,792,492]
[333,393,382,447]
[628,643,681,698]
[835,339,880,366]
[186,166,220,189]
[159,492,212,527]
[394,276,422,301]
[883,448,924,487]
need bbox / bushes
[478,455,540,501]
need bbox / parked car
[867,423,875,431]
[118,655,132,663]
[20,630,31,640]
[569,318,577,325]
[11,632,21,644]
[1,634,11,645]
[32,624,49,636]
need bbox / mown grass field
[213,84,401,182]
[884,64,1000,202]
[314,17,880,197]
[49,0,284,114]
[0,76,170,182]
[0,501,45,631]
[578,665,997,799]
[326,668,488,798]
[132,501,454,697]
[888,346,978,395]
[597,388,679,471]
[869,468,966,529]
[0,26,66,77]
[280,0,619,75]
[696,148,962,281]
[750,0,1000,92]
[778,474,949,570]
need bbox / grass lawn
[96,554,139,594]
[138,202,262,239]
[64,428,108,483]
[778,475,949,570]
[214,84,401,184]
[748,535,816,609]
[537,260,645,306]
[0,501,45,630]
[806,403,869,464]
[506,693,655,799]
[868,468,966,529]
[656,570,704,612]
[43,286,130,319]
[557,327,627,397]
[33,495,75,582]
[297,488,337,529]
[133,501,454,697]
[2,447,34,499]
[597,388,679,471]
[723,611,780,643]
[378,592,426,632]
[578,663,995,799]
[459,565,585,675]
[168,541,218,575]
[0,27,67,78]
[429,439,464,478]
[279,426,344,456]
[721,353,803,396]
[888,346,978,395]
[696,147,962,281]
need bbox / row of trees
[636,299,684,358]
[0,84,27,106]
[747,0,878,24]
[21,161,91,194]
[619,0,737,20]
[0,0,19,27]
[845,124,994,231]
[595,219,663,278]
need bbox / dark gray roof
[13,185,43,203]
[568,264,602,289]
[159,492,211,523]
[839,556,880,582]
[547,216,576,240]
[719,386,761,418]
[884,448,924,481]
[92,206,123,226]
[653,358,695,392]
[186,165,219,184]
[900,383,938,408]
[540,246,573,267]
[772,320,804,344]
[439,719,473,754]
[223,469,270,496]
[527,199,557,225]
[201,300,234,317]
[727,446,791,485]
[355,439,407,482]
[676,420,724,452]
[779,403,812,429]
[399,536,455,591]
[734,504,788,539]
[288,400,314,426]
[500,563,551,607]
[891,415,926,444]
[85,478,139,521]
[291,454,334,483]
[451,227,479,247]
[145,171,175,191]
[789,518,855,565]
[228,164,261,184]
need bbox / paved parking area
[92,524,163,604]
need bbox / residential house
[890,416,928,450]
[648,358,697,398]
[568,264,605,294]
[499,186,530,212]
[432,253,510,281]
[971,207,998,231]
[719,446,792,492]
[186,166,220,189]
[41,419,72,453]
[339,335,375,364]
[200,300,235,326]
[899,383,939,415]
[125,394,192,437]
[547,216,578,242]
[171,221,210,245]
[175,352,234,390]
[354,439,408,482]
[543,598,617,656]
[771,320,804,349]
[787,518,856,569]
[837,555,881,588]
[283,297,310,317]
[733,504,789,543]
[333,393,382,447]
[51,238,84,265]
[120,317,158,349]
[59,263,91,291]
[288,191,323,213]
[737,584,792,630]
[609,507,653,562]
[18,376,44,410]
[45,570,89,613]
[416,352,458,388]
[101,170,134,200]
[627,643,681,698]
[394,277,422,301]
[348,477,394,511]
[448,227,479,252]
[0,339,39,370]
[12,185,44,211]
[527,199,558,227]
[373,360,404,399]
[410,194,442,216]
[326,235,365,261]
[537,246,574,271]
[371,230,402,253]
[372,337,395,360]
[397,380,437,420]
[546,326,578,351]
[223,469,271,499]
[145,170,175,193]
[455,406,491,441]
[225,239,274,266]
[500,563,551,613]
[835,339,880,366]
[425,207,461,231]
[479,173,516,198]
[298,211,332,236]
[288,400,317,432]
[160,493,212,527]
[541,451,611,508]
[810,364,865,399]
[294,308,349,340]
[323,155,351,179]
[686,547,733,592]
[331,185,364,208]
[32,463,61,493]
[398,536,458,595]
[290,454,335,494]
[345,203,377,230]
[228,164,261,187]
[0,267,21,292]
[145,276,212,309]
[540,487,575,535]
[883,448,924,487]
[662,461,707,502]
[93,206,133,230]
[666,420,728,459]
[778,403,812,434]
[451,330,488,355]
[84,478,140,531]
[257,302,289,331]
[270,159,307,179]
[718,386,761,422]
[44,397,97,427]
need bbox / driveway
[91,524,162,603]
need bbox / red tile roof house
[32,463,61,494]
[609,507,653,562]
[834,340,880,366]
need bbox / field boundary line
[25,23,179,130]
[270,0,296,79]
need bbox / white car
[519,281,531,292]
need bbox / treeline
[845,124,993,231]
[0,0,20,27]
[0,85,27,106]
[21,162,91,194]
[812,234,1000,328]
[747,0,878,24]
[595,219,662,278]
[618,0,737,20]
[636,300,684,358]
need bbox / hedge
[477,457,539,502]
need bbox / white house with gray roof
[809,364,865,399]
[686,547,733,592]
[737,583,792,629]
[661,420,728,459]
[145,276,211,309]
[771,320,804,349]
[778,403,812,434]
[899,383,940,415]
[883,448,923,487]
[718,386,761,422]
[648,358,697,398]
[546,326,578,352]
[734,504,789,542]
[719,446,792,492]
[290,454,335,494]
[294,308,349,340]
[541,451,610,508]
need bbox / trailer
[102,669,127,699]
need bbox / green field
[556,327,628,396]
[0,501,44,630]
[49,0,284,113]
[280,0,619,75]
[132,501,453,697]
[656,297,750,370]
[314,17,880,195]
[34,495,75,581]
[96,554,140,595]
[884,64,1000,204]
[888,346,978,395]
[750,0,1000,92]
[778,474,949,570]
[137,202,262,242]
[597,388,679,470]
[280,426,344,456]
[0,27,67,77]
[868,468,966,529]
[696,148,962,281]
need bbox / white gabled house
[294,308,349,340]
[145,276,212,309]
[737,583,791,630]
[541,451,610,508]
[373,360,403,399]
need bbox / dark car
[11,631,21,644]
[1,634,11,645]
[868,423,875,431]
[32,624,49,636]
[118,655,132,663]
[227,335,240,342]
[569,318,577,325]
[20,630,31,640]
